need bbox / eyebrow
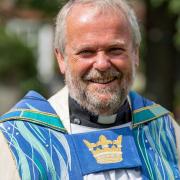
[73,40,126,52]
[108,41,126,48]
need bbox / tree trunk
[145,1,178,112]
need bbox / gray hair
[54,0,141,54]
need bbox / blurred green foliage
[150,0,180,12]
[16,0,68,16]
[149,0,180,49]
[0,28,46,95]
[169,0,180,14]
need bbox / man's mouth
[89,77,117,84]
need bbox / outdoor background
[0,0,179,123]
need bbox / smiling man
[0,0,180,180]
[57,3,138,116]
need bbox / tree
[0,28,46,95]
[144,0,180,118]
[15,0,68,17]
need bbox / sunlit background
[0,0,179,123]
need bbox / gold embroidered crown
[83,135,123,164]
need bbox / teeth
[91,77,115,83]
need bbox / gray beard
[65,66,135,115]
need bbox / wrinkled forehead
[65,3,131,38]
[67,3,128,23]
[65,3,132,46]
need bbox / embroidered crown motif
[83,135,123,164]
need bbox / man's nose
[93,52,111,71]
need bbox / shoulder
[130,91,180,148]
[129,91,172,127]
[0,89,67,133]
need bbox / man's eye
[108,48,124,55]
[78,50,95,57]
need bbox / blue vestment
[0,91,179,179]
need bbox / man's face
[56,5,139,115]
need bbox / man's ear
[55,48,66,74]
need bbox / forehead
[65,3,132,47]
[67,3,129,27]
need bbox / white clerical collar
[97,114,117,124]
[69,96,131,128]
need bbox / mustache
[83,68,122,80]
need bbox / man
[0,0,180,179]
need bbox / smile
[89,77,117,84]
